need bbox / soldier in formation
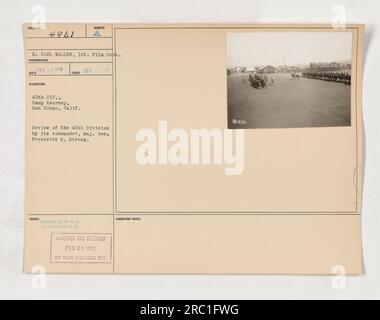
[302,71,351,84]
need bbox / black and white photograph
[227,32,353,129]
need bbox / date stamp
[50,233,112,264]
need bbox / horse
[248,72,269,89]
[249,77,261,89]
[291,72,300,80]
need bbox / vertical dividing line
[115,30,118,215]
[112,25,115,273]
[355,28,360,214]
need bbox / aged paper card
[24,24,364,274]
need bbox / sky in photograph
[227,32,353,68]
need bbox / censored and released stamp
[50,233,112,264]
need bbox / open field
[227,73,351,129]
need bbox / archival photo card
[227,32,353,129]
[23,24,364,275]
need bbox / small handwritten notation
[48,30,75,38]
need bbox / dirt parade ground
[227,73,351,129]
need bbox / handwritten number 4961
[48,31,75,38]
